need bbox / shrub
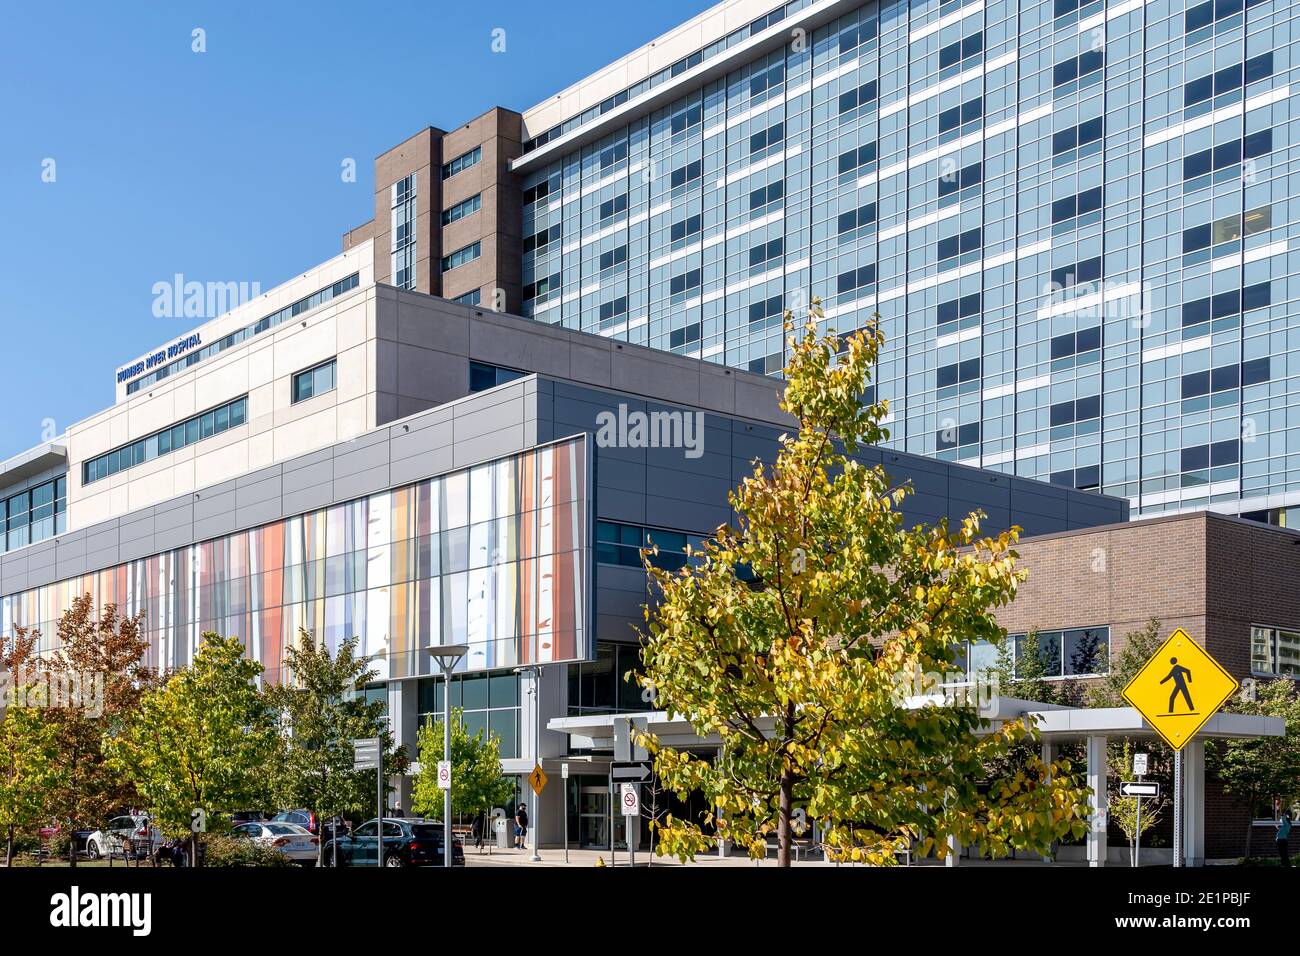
[46,830,72,861]
[202,834,297,868]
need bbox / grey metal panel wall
[530,379,1128,650]
[0,370,1127,612]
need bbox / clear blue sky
[0,0,713,460]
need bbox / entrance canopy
[548,698,1285,867]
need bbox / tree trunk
[5,827,13,867]
[777,766,794,868]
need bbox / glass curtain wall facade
[521,0,1300,517]
[1,438,588,683]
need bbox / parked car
[231,821,319,864]
[321,818,464,867]
[271,809,319,833]
[36,822,95,859]
[231,810,272,826]
[85,815,161,860]
[272,809,349,844]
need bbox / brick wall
[998,512,1209,669]
[1001,511,1300,859]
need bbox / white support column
[1086,735,1108,867]
[1041,740,1057,863]
[386,679,419,813]
[945,833,961,867]
[1181,740,1206,867]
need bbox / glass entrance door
[579,785,608,848]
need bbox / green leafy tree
[0,705,65,865]
[1087,618,1163,707]
[265,632,408,864]
[1209,679,1300,858]
[1107,741,1166,865]
[106,633,278,863]
[44,596,160,866]
[635,308,1092,867]
[412,707,513,830]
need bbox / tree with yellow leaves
[635,307,1091,866]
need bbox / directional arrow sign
[1122,628,1237,750]
[353,737,381,771]
[1121,781,1161,798]
[612,761,652,782]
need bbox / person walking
[471,812,484,851]
[1160,657,1195,713]
[514,803,529,850]
[1276,799,1292,867]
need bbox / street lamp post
[513,663,543,863]
[427,644,469,869]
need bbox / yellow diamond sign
[1122,628,1237,751]
[528,764,548,796]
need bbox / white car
[85,815,161,860]
[232,821,319,864]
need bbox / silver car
[232,821,319,864]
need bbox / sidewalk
[463,846,829,867]
[462,847,1102,868]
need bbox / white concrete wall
[113,242,374,403]
[68,247,381,531]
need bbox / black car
[322,818,464,867]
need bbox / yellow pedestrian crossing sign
[528,764,548,795]
[1122,628,1237,751]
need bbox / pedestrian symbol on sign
[1160,658,1195,713]
[1122,628,1236,750]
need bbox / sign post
[1122,628,1237,869]
[561,762,570,864]
[1132,751,1149,867]
[612,762,651,867]
[620,783,640,867]
[353,737,382,868]
[528,763,547,863]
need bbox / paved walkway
[464,846,826,867]
[463,847,1111,868]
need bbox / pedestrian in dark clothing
[1276,799,1292,867]
[514,803,529,850]
[471,813,484,850]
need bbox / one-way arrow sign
[611,761,653,782]
[1120,781,1160,798]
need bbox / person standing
[1276,799,1292,867]
[514,803,529,850]
[471,812,484,851]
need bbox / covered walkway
[548,696,1286,867]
